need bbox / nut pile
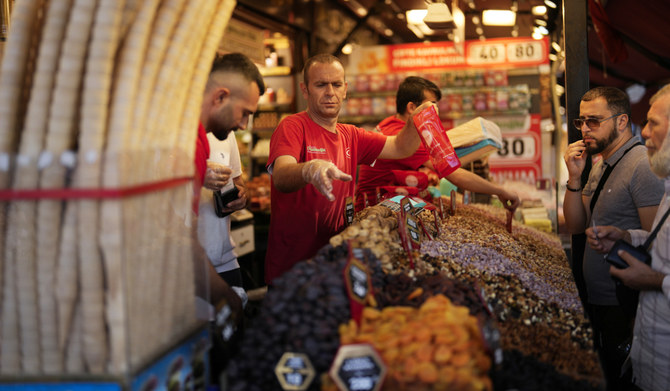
[337,295,492,391]
[227,244,384,391]
[372,272,492,324]
[413,202,602,385]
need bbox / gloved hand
[301,159,352,201]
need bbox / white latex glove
[231,286,248,309]
[301,159,352,201]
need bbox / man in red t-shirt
[265,54,430,284]
[355,76,520,212]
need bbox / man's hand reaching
[301,159,352,201]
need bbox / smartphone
[605,240,651,269]
[213,187,239,218]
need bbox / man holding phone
[196,52,265,288]
[563,86,664,390]
[586,85,670,391]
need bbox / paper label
[274,353,315,391]
[329,344,386,391]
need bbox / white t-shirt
[197,132,242,273]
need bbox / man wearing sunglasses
[563,86,665,390]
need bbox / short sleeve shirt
[582,138,665,305]
[355,116,430,210]
[265,112,386,283]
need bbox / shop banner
[486,114,542,185]
[347,37,549,75]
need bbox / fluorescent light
[406,9,427,25]
[532,5,547,15]
[544,0,557,9]
[406,23,425,38]
[482,10,516,26]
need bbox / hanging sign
[347,37,549,74]
[274,353,316,391]
[487,114,542,185]
[329,344,387,391]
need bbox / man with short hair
[355,76,519,212]
[196,52,265,289]
[265,54,428,284]
[586,84,670,391]
[563,86,664,390]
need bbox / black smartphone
[605,239,651,269]
[213,187,239,218]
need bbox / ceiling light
[532,5,547,15]
[341,43,353,55]
[406,9,427,25]
[535,18,547,26]
[548,53,558,61]
[406,23,425,39]
[472,15,480,24]
[482,9,516,26]
[355,7,367,16]
[532,27,543,40]
[552,41,562,52]
[544,0,557,9]
[475,26,483,35]
[537,25,549,35]
[423,2,456,30]
[384,28,393,37]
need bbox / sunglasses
[573,113,622,130]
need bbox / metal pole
[562,0,590,305]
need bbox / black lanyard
[642,205,670,251]
[589,141,642,212]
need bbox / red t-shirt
[265,112,386,283]
[193,122,210,214]
[355,115,429,210]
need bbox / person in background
[355,76,519,212]
[193,52,264,381]
[563,86,664,390]
[586,84,670,391]
[265,53,429,284]
[197,52,265,289]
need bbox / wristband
[566,182,582,192]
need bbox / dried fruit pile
[337,295,492,391]
[229,198,602,390]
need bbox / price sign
[344,257,371,305]
[495,135,537,160]
[506,41,545,64]
[405,214,422,248]
[329,344,386,391]
[467,42,506,65]
[275,353,315,391]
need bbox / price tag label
[345,196,355,225]
[495,135,537,160]
[405,214,422,249]
[400,196,412,216]
[467,42,506,65]
[506,41,545,64]
[275,353,315,391]
[344,257,371,305]
[329,344,387,391]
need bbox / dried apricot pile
[338,294,492,391]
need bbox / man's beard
[586,124,618,155]
[648,133,670,178]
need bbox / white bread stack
[0,0,235,375]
